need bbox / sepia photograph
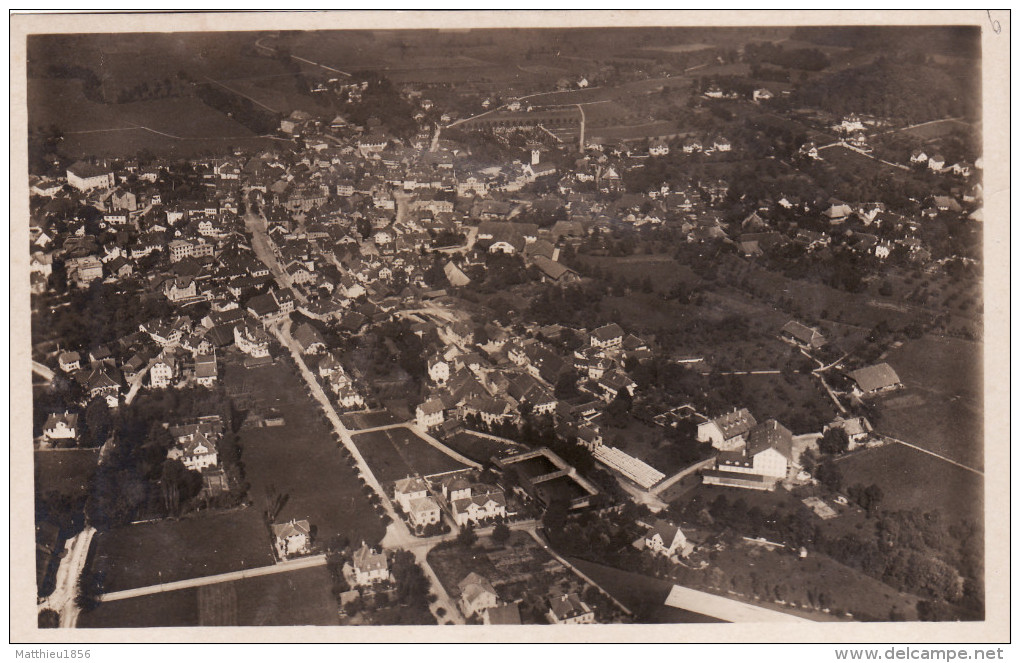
[9,9,1010,646]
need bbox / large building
[66,161,115,192]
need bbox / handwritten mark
[987,10,1001,34]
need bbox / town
[29,25,984,629]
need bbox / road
[244,209,307,302]
[254,36,351,77]
[99,553,327,603]
[528,527,633,617]
[38,526,95,627]
[32,360,54,383]
[273,321,468,624]
[123,363,152,405]
[877,435,984,477]
[576,103,586,151]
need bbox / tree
[391,550,430,606]
[816,459,843,493]
[456,526,478,548]
[542,498,570,533]
[491,522,511,546]
[82,397,113,448]
[818,428,849,456]
[38,609,60,628]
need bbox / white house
[234,322,271,358]
[547,593,595,625]
[272,519,311,559]
[644,519,689,558]
[194,353,217,387]
[58,351,81,373]
[428,356,450,385]
[149,355,177,389]
[408,496,442,528]
[452,486,507,527]
[348,543,389,586]
[697,408,757,451]
[589,323,624,349]
[43,412,78,442]
[66,161,114,192]
[416,397,445,429]
[459,572,500,617]
[394,476,429,513]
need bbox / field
[34,449,99,499]
[231,361,388,546]
[441,431,523,464]
[566,558,722,623]
[28,78,275,159]
[727,372,837,435]
[79,565,338,628]
[579,254,700,295]
[836,443,982,524]
[91,508,274,593]
[896,118,974,141]
[877,336,982,469]
[351,426,466,485]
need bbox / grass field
[579,254,699,295]
[79,565,338,628]
[34,449,99,499]
[836,443,982,524]
[231,361,388,547]
[565,557,723,623]
[440,431,523,464]
[351,427,466,484]
[877,336,982,469]
[92,508,274,593]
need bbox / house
[167,424,219,472]
[293,323,327,354]
[644,519,689,558]
[697,408,757,452]
[83,367,121,406]
[590,323,624,349]
[416,397,445,429]
[928,154,946,171]
[649,139,670,156]
[847,363,902,396]
[451,486,507,526]
[234,321,272,358]
[780,320,826,350]
[43,412,78,442]
[713,137,731,152]
[394,476,429,512]
[531,255,579,284]
[910,149,929,164]
[441,475,473,502]
[428,356,450,385]
[66,161,115,192]
[753,88,774,102]
[458,572,500,618]
[827,415,873,448]
[272,519,311,559]
[349,543,389,586]
[194,353,217,386]
[547,593,595,625]
[163,276,198,302]
[933,196,963,213]
[149,354,177,389]
[58,351,81,373]
[408,496,442,529]
[484,603,522,625]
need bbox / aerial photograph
[25,17,987,632]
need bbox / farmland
[34,449,99,500]
[79,565,338,628]
[230,361,389,546]
[877,336,982,470]
[836,443,982,525]
[90,508,274,593]
[340,409,404,431]
[351,426,467,484]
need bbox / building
[589,323,624,349]
[458,572,500,618]
[293,323,327,354]
[43,412,78,442]
[149,354,177,389]
[408,496,442,528]
[272,519,311,559]
[66,161,114,192]
[847,363,902,396]
[644,519,688,558]
[194,353,218,386]
[484,603,522,625]
[163,277,198,302]
[167,426,219,472]
[416,397,445,429]
[394,476,429,512]
[780,320,826,350]
[697,408,758,451]
[349,543,389,586]
[703,419,793,490]
[428,356,450,385]
[451,486,507,527]
[547,593,595,624]
[234,322,271,358]
[58,351,81,373]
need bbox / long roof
[848,363,901,393]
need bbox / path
[32,360,54,383]
[348,422,481,470]
[123,363,151,405]
[39,526,95,627]
[428,124,442,153]
[254,36,351,77]
[245,209,307,302]
[576,103,586,152]
[878,435,984,477]
[716,369,781,376]
[98,553,327,603]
